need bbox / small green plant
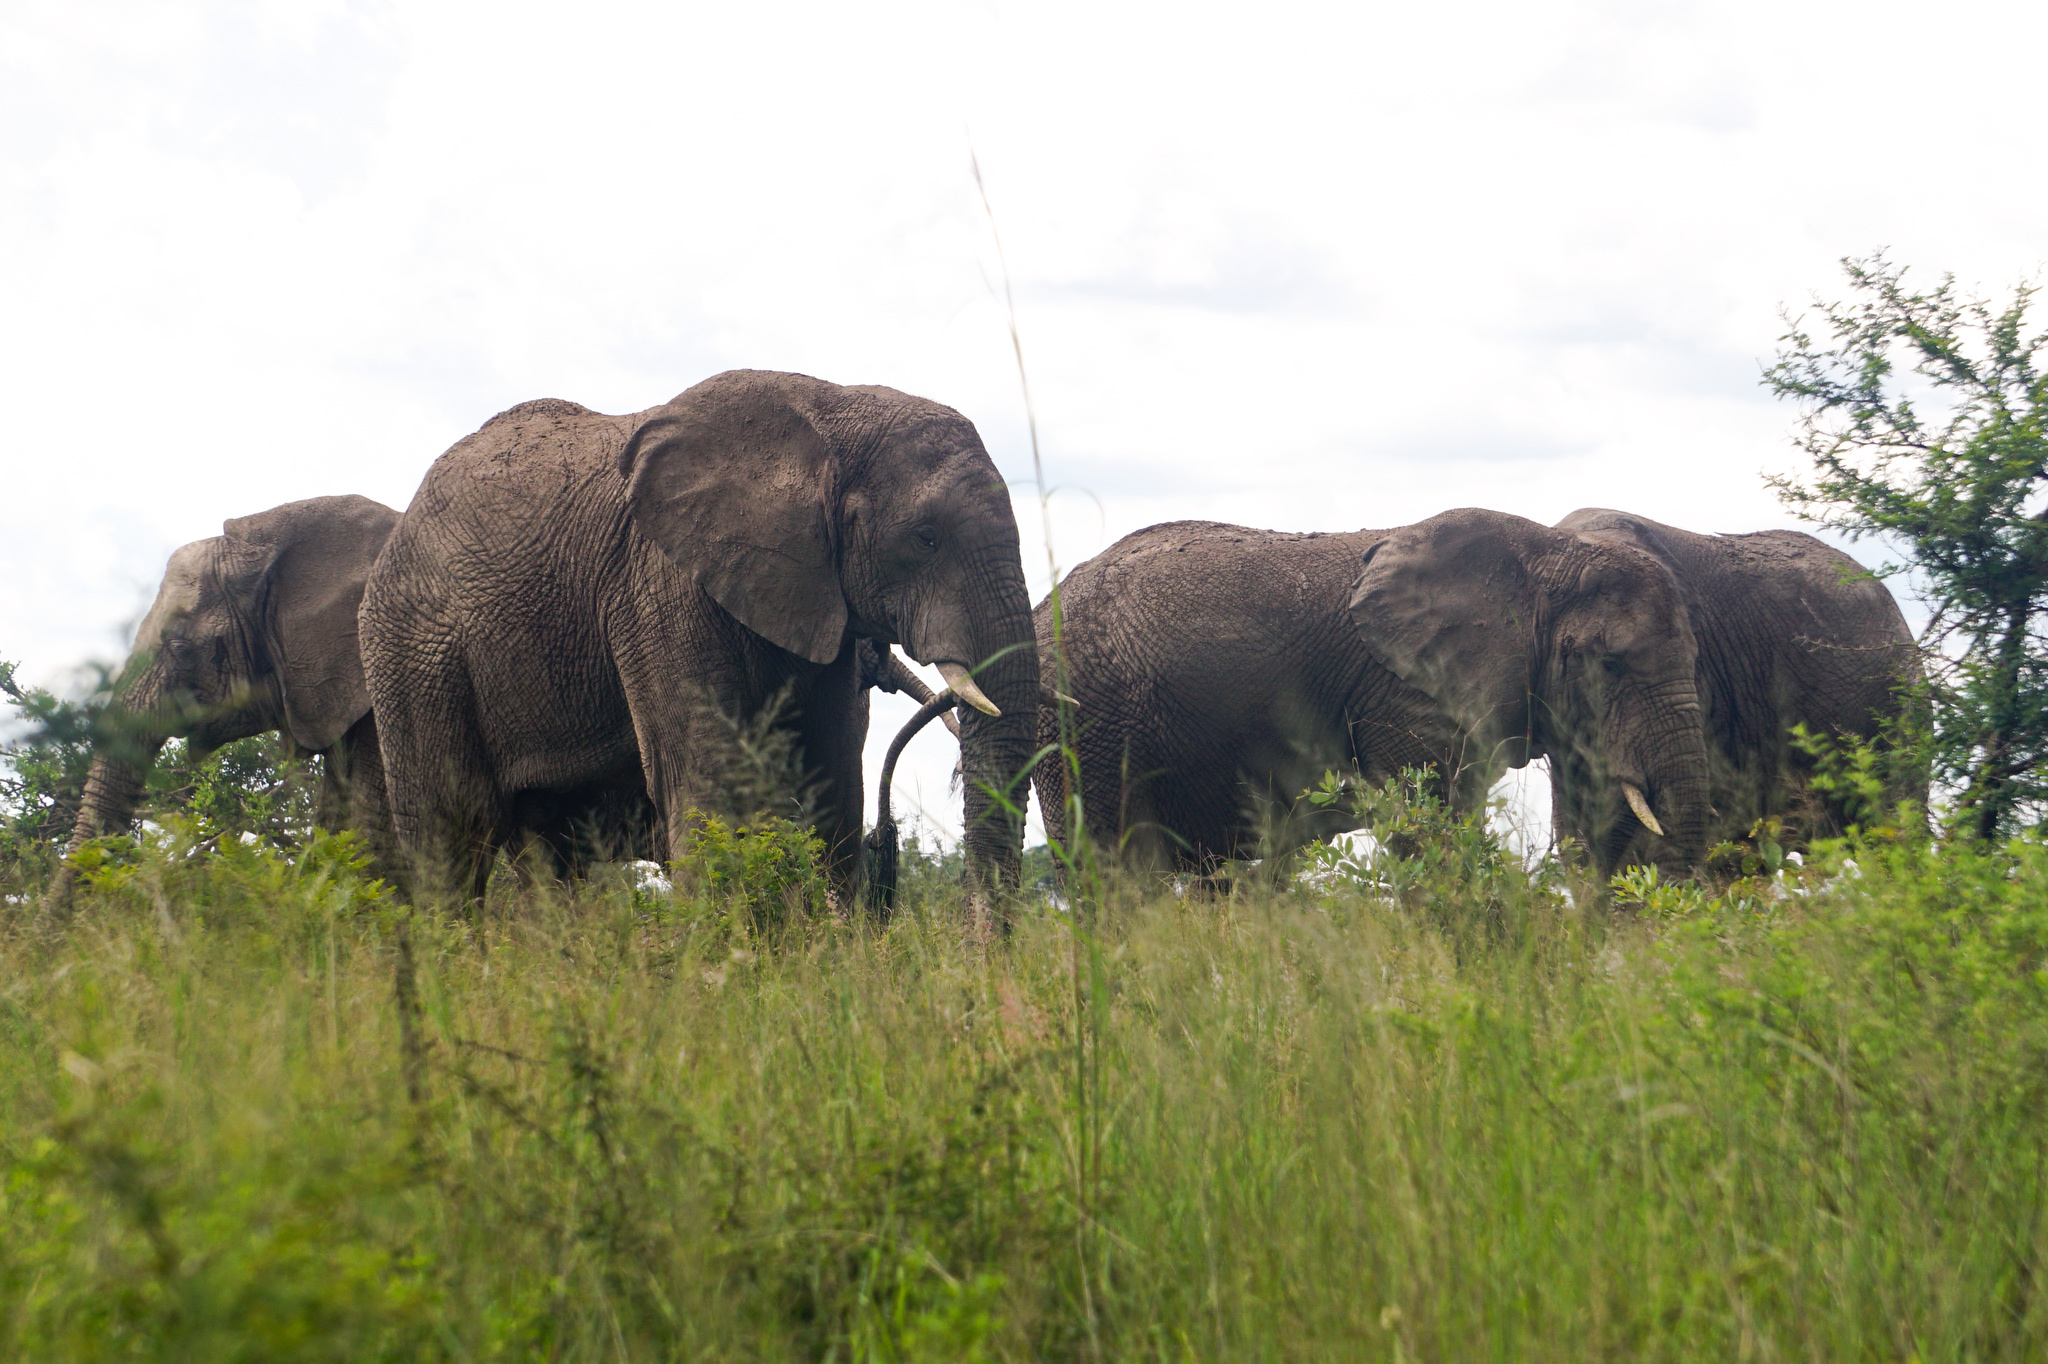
[1608,862,1713,920]
[0,658,98,883]
[1299,767,1558,935]
[2,656,328,901]
[1705,814,1790,882]
[158,734,324,849]
[672,809,829,931]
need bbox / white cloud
[4,0,2039,843]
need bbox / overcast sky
[4,0,2043,845]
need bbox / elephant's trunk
[945,554,1039,919]
[1630,710,1714,872]
[42,671,172,917]
[864,688,965,917]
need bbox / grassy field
[1,800,2046,1362]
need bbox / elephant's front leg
[791,646,868,902]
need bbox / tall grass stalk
[971,145,1114,1348]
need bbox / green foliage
[1015,841,1059,896]
[673,809,829,931]
[1790,721,1893,830]
[1766,254,2048,839]
[3,798,2048,1356]
[889,818,974,907]
[1300,767,1571,941]
[1,657,324,898]
[1609,861,1714,920]
[0,660,98,876]
[151,735,325,851]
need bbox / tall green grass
[2,805,2046,1360]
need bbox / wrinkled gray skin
[398,640,939,881]
[45,495,400,913]
[1030,522,1463,872]
[1032,511,1715,876]
[1349,508,1716,875]
[360,371,1037,906]
[1553,509,1921,864]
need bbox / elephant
[1028,520,1459,872]
[359,370,1039,907]
[45,494,401,913]
[1550,508,1921,862]
[1348,508,1715,874]
[1028,510,1715,877]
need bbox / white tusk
[937,661,1001,717]
[1624,783,1665,838]
[1041,685,1079,708]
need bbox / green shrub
[673,809,829,932]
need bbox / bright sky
[4,0,2042,847]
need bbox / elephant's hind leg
[374,659,508,911]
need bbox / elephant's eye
[914,525,939,553]
[1601,655,1626,678]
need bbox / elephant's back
[1712,529,1908,643]
[1045,522,1389,672]
[405,400,642,527]
[1560,509,1908,655]
[364,400,653,785]
[1559,509,1914,764]
[1655,524,1913,695]
[1035,520,1426,860]
[366,398,647,669]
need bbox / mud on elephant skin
[45,494,400,915]
[1349,507,1717,876]
[360,370,1038,908]
[1552,508,1921,863]
[1027,521,1462,874]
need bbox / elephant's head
[1349,507,1712,873]
[619,370,1038,892]
[52,496,400,904]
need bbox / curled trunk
[863,687,967,917]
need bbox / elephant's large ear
[1348,508,1552,762]
[223,496,401,752]
[621,370,847,664]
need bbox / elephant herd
[45,368,1920,918]
[1035,508,1917,878]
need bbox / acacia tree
[1766,254,2048,840]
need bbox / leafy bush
[1297,766,1582,943]
[673,809,829,932]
